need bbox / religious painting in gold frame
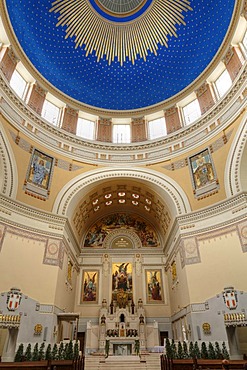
[81,270,98,304]
[146,269,163,303]
[112,263,132,293]
[111,263,133,307]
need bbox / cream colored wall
[186,231,247,303]
[0,117,101,215]
[167,253,191,315]
[149,115,243,212]
[54,251,78,312]
[0,231,57,303]
[0,329,8,358]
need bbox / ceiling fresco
[83,213,159,248]
[5,0,235,110]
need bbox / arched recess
[225,112,247,197]
[53,167,191,220]
[0,121,18,198]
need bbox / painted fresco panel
[112,263,133,307]
[84,213,158,248]
[81,270,98,303]
[146,269,163,303]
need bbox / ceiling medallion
[49,0,192,65]
[96,0,146,16]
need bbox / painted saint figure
[32,159,48,186]
[147,270,162,301]
[83,272,97,302]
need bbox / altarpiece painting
[146,269,163,303]
[112,263,133,308]
[81,270,98,303]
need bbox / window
[148,117,167,140]
[10,70,27,99]
[215,69,232,98]
[41,100,60,126]
[183,99,201,125]
[76,118,95,140]
[112,124,131,143]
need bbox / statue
[134,339,140,357]
[105,339,110,358]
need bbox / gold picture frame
[146,269,163,303]
[81,270,98,303]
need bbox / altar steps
[85,353,161,370]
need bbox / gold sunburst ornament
[50,0,192,65]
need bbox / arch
[225,112,247,196]
[52,167,191,219]
[0,121,18,198]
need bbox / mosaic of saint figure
[190,150,215,189]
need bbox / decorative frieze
[1,64,246,165]
[9,130,83,171]
[180,237,201,266]
[237,219,247,252]
[43,238,64,268]
[0,222,66,269]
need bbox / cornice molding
[225,111,247,196]
[0,121,17,198]
[0,65,246,165]
[164,192,247,265]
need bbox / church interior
[0,0,247,368]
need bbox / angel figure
[83,272,97,301]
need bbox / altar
[85,265,160,356]
[106,337,138,356]
[113,343,132,356]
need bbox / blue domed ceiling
[5,0,235,111]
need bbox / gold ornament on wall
[34,323,43,335]
[202,322,211,334]
[171,261,177,282]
